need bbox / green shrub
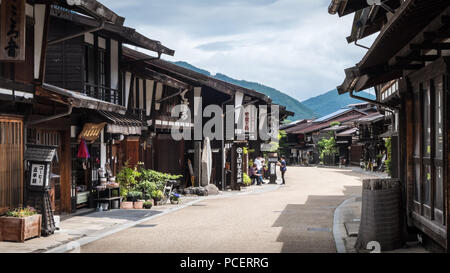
[140,169,182,192]
[318,137,338,161]
[143,201,153,209]
[385,137,393,177]
[151,190,164,200]
[117,165,183,201]
[127,191,143,202]
[330,121,341,127]
[243,173,252,186]
[136,180,158,201]
[117,163,141,199]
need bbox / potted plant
[117,165,141,209]
[143,201,153,209]
[0,207,42,242]
[127,191,143,202]
[126,191,144,209]
[170,193,181,205]
[120,198,133,209]
[151,190,164,206]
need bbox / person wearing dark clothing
[249,165,259,185]
[279,157,287,185]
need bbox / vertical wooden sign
[1,0,26,61]
[232,144,245,186]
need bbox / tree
[318,137,338,162]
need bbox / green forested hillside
[172,62,376,121]
[302,89,376,117]
[173,62,317,121]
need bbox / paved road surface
[81,167,376,253]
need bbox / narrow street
[80,167,377,253]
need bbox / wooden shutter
[0,117,24,214]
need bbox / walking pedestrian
[278,156,287,185]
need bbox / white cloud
[102,0,372,101]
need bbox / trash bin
[355,179,403,252]
[111,199,120,210]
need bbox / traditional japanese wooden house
[26,2,174,214]
[0,0,125,215]
[121,47,292,190]
[354,112,390,171]
[329,0,450,250]
[289,107,367,165]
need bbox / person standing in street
[249,164,258,185]
[278,156,287,185]
[254,156,264,186]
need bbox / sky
[101,0,374,102]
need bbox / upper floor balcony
[84,83,122,106]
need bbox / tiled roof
[356,113,385,124]
[284,121,313,134]
[25,145,58,163]
[337,128,358,137]
[293,114,364,135]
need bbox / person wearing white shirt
[254,156,264,185]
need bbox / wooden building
[0,0,126,215]
[1,0,293,217]
[287,107,367,165]
[1,0,174,215]
[122,47,292,190]
[329,0,450,250]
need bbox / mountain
[302,89,376,118]
[173,61,317,121]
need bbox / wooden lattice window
[0,117,24,214]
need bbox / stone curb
[332,197,358,254]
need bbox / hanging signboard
[30,164,46,187]
[0,0,26,61]
[244,105,257,140]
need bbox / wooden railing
[84,83,121,106]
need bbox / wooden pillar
[194,141,202,187]
[404,80,414,227]
[445,74,449,250]
[59,128,72,214]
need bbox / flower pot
[133,201,144,209]
[0,215,42,243]
[143,203,153,209]
[120,201,133,210]
[153,198,161,206]
[170,199,180,205]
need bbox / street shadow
[84,209,163,221]
[272,185,361,253]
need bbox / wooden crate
[0,214,42,242]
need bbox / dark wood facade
[1,0,174,215]
[330,0,450,250]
